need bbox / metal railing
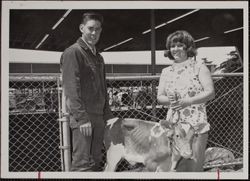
[9,73,243,172]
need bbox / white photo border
[1,0,249,179]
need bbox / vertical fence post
[58,76,71,171]
[150,9,157,121]
[57,78,64,171]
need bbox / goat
[104,118,206,172]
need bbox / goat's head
[160,120,207,159]
[172,122,196,159]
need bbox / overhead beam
[150,9,156,76]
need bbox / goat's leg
[170,154,181,172]
[156,157,172,172]
[104,143,124,172]
[145,159,158,172]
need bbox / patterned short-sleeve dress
[160,58,210,134]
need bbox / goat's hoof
[170,169,176,172]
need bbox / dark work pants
[70,114,105,172]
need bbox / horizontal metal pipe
[9,73,243,82]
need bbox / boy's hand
[79,121,92,136]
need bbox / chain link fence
[9,74,61,171]
[9,73,243,172]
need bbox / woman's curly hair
[164,30,197,60]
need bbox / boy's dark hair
[164,30,197,60]
[81,12,104,24]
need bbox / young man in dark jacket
[60,12,114,171]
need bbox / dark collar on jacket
[76,37,99,53]
[77,37,89,51]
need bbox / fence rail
[9,73,243,172]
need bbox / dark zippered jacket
[60,38,113,128]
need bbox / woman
[157,30,215,171]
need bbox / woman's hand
[167,92,176,102]
[170,97,193,111]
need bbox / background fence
[9,73,243,171]
[9,74,61,171]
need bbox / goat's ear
[166,129,174,137]
[195,123,208,132]
[159,120,173,129]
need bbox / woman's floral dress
[158,58,210,134]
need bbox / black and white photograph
[1,0,248,179]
